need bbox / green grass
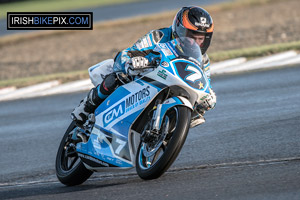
[1,40,299,89]
[0,0,143,19]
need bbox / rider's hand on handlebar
[198,88,217,111]
[130,56,149,69]
[125,56,149,75]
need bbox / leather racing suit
[71,27,215,127]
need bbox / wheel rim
[60,128,81,172]
[138,107,179,170]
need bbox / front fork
[151,96,193,131]
[150,99,162,132]
[140,96,193,156]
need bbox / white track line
[1,51,300,102]
[24,79,93,98]
[210,57,247,73]
[0,81,60,101]
[216,51,298,74]
[1,156,299,188]
[0,86,16,95]
[261,54,300,68]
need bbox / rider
[71,6,217,128]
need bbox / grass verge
[0,0,296,89]
[1,40,299,89]
[0,0,285,48]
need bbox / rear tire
[55,121,93,186]
[136,106,191,180]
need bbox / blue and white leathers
[88,27,212,101]
[113,27,212,84]
[76,37,211,171]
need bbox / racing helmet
[172,6,214,54]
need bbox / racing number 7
[115,138,126,155]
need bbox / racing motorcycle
[55,37,211,186]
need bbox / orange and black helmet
[172,6,214,54]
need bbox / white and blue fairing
[76,37,211,169]
[76,79,161,168]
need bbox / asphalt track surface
[0,0,230,36]
[0,65,300,199]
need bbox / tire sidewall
[136,106,191,179]
[55,121,93,186]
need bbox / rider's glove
[131,56,149,69]
[125,56,149,75]
[198,88,217,111]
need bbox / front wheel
[55,121,93,186]
[136,106,191,180]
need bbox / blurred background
[0,0,299,89]
[0,1,300,199]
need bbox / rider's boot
[190,109,206,128]
[71,87,103,126]
[71,73,119,126]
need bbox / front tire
[55,121,93,186]
[136,106,191,180]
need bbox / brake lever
[150,57,161,67]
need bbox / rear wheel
[136,106,191,180]
[55,121,93,186]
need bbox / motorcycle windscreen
[171,59,209,92]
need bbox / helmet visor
[174,37,202,64]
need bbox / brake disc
[142,116,169,157]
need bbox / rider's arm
[202,53,216,109]
[113,30,165,73]
[202,53,211,87]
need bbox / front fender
[156,96,193,130]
